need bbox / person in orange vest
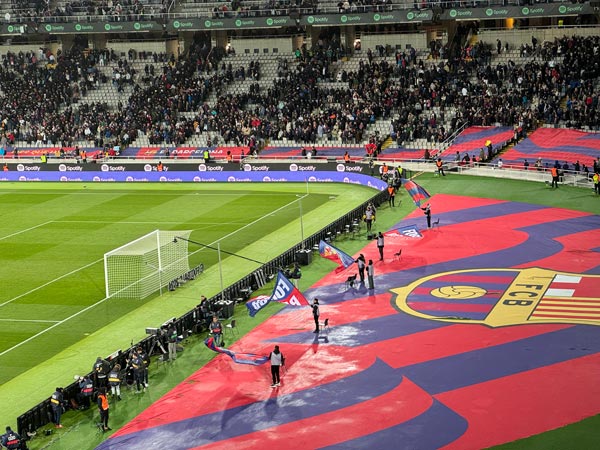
[157,161,163,171]
[2,163,7,171]
[226,150,233,163]
[344,151,350,163]
[436,158,445,176]
[387,185,396,207]
[97,387,111,432]
[550,166,559,189]
[380,163,389,180]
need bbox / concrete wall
[360,32,428,52]
[106,40,168,56]
[229,37,293,55]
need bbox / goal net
[104,230,193,299]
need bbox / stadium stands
[0,18,597,165]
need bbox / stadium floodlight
[104,230,192,299]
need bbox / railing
[1,0,582,24]
[15,186,388,438]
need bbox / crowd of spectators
[0,32,598,154]
[4,0,169,22]
[53,0,168,20]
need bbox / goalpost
[104,230,193,299]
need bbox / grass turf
[0,182,376,426]
[1,175,598,449]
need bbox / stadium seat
[225,319,239,337]
[319,318,330,334]
[345,274,357,290]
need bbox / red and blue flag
[319,240,355,272]
[204,337,269,365]
[270,271,310,306]
[402,178,431,207]
[245,271,310,317]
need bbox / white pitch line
[0,258,103,308]
[0,319,60,323]
[0,295,113,358]
[0,195,306,357]
[53,220,242,225]
[0,221,54,242]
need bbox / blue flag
[245,295,272,317]
[384,224,423,239]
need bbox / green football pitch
[0,177,598,450]
[0,183,375,405]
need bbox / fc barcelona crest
[391,268,600,327]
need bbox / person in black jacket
[355,254,366,284]
[92,357,110,389]
[50,388,64,429]
[421,204,432,229]
[1,426,27,450]
[311,298,320,333]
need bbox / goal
[104,230,192,299]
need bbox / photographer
[209,316,223,347]
[76,375,94,409]
[1,426,28,450]
[288,262,302,287]
[108,364,123,401]
[167,324,178,361]
[92,357,110,389]
[50,388,65,429]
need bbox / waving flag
[246,295,272,317]
[319,240,355,272]
[384,224,423,239]
[401,178,431,207]
[271,271,310,306]
[204,337,269,365]
[245,272,310,317]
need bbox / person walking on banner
[269,345,285,388]
[377,232,385,261]
[367,260,375,290]
[311,298,320,333]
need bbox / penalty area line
[0,221,54,242]
[0,258,103,309]
[0,294,112,358]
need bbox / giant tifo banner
[0,161,386,190]
[96,194,600,450]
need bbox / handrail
[0,0,583,24]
